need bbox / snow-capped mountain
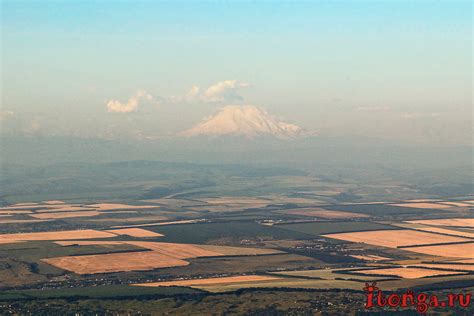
[179,105,305,139]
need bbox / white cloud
[186,85,201,99]
[106,80,249,113]
[357,106,391,111]
[172,80,250,104]
[106,90,153,113]
[203,80,250,102]
[170,85,201,103]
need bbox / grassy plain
[278,221,396,236]
[135,275,282,287]
[353,267,466,279]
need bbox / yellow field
[46,240,283,274]
[123,242,224,259]
[54,240,278,258]
[391,203,451,209]
[415,264,474,272]
[198,244,282,256]
[0,229,117,242]
[88,203,159,210]
[0,204,79,210]
[88,215,168,222]
[110,219,204,229]
[35,206,95,213]
[439,202,473,207]
[0,202,160,216]
[30,211,102,219]
[0,210,33,214]
[284,208,369,219]
[43,200,66,204]
[133,275,281,287]
[407,218,474,228]
[105,228,163,237]
[411,227,474,238]
[55,241,124,246]
[393,222,474,238]
[405,242,474,258]
[42,251,189,274]
[354,267,465,279]
[323,229,469,248]
[350,255,390,261]
[0,219,50,224]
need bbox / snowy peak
[180,105,305,139]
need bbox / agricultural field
[414,264,474,272]
[407,218,474,228]
[394,222,474,238]
[324,203,452,216]
[104,228,163,237]
[350,254,390,261]
[0,229,117,243]
[30,211,102,219]
[0,192,473,314]
[279,208,369,219]
[390,202,453,209]
[270,267,395,281]
[322,229,470,248]
[352,267,466,279]
[42,251,190,274]
[277,221,396,236]
[134,275,282,287]
[405,242,474,258]
[146,221,315,244]
[3,4,473,313]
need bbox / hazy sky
[1,1,472,145]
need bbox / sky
[1,0,472,145]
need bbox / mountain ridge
[179,105,306,139]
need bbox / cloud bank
[106,90,153,113]
[172,80,250,104]
[203,80,250,102]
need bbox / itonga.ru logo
[364,282,471,313]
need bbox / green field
[277,221,395,236]
[0,284,203,300]
[0,241,143,262]
[270,268,395,281]
[325,204,445,216]
[149,221,315,243]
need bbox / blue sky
[1,1,472,144]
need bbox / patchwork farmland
[0,195,472,314]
